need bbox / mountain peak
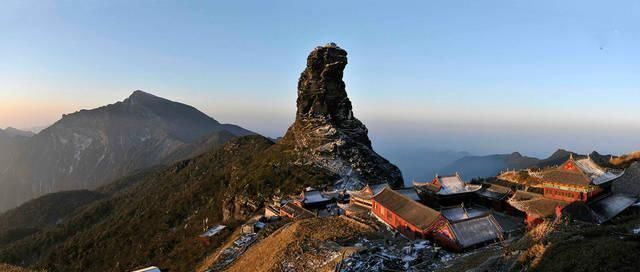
[2,127,34,137]
[281,44,403,188]
[127,90,162,103]
[296,43,351,121]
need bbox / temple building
[433,211,503,252]
[280,202,315,220]
[371,187,444,240]
[413,173,482,207]
[396,187,421,202]
[507,191,567,225]
[290,188,343,217]
[347,183,389,210]
[537,155,624,202]
[340,184,421,216]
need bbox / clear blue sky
[1,0,639,157]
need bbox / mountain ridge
[0,91,254,212]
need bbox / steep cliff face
[281,43,403,188]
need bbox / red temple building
[509,155,631,225]
[371,187,444,240]
[537,155,624,202]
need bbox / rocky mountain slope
[0,43,401,271]
[0,135,335,271]
[0,91,254,212]
[279,43,403,188]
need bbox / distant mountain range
[440,149,616,180]
[377,147,470,186]
[0,91,254,212]
[0,128,34,138]
[0,129,32,177]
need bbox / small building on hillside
[474,183,515,212]
[280,202,315,220]
[371,187,444,240]
[537,155,624,202]
[294,189,336,210]
[241,216,266,234]
[198,225,227,246]
[264,205,280,219]
[414,173,482,208]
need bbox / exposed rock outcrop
[281,43,403,188]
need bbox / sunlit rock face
[281,43,403,188]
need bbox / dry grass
[610,151,640,167]
[508,220,555,270]
[195,227,243,272]
[226,216,373,272]
[0,264,33,272]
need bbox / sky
[1,0,639,158]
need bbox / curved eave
[591,170,625,186]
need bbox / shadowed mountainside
[0,91,254,213]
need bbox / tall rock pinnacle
[281,43,403,188]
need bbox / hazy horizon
[2,1,639,158]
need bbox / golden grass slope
[226,216,373,272]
